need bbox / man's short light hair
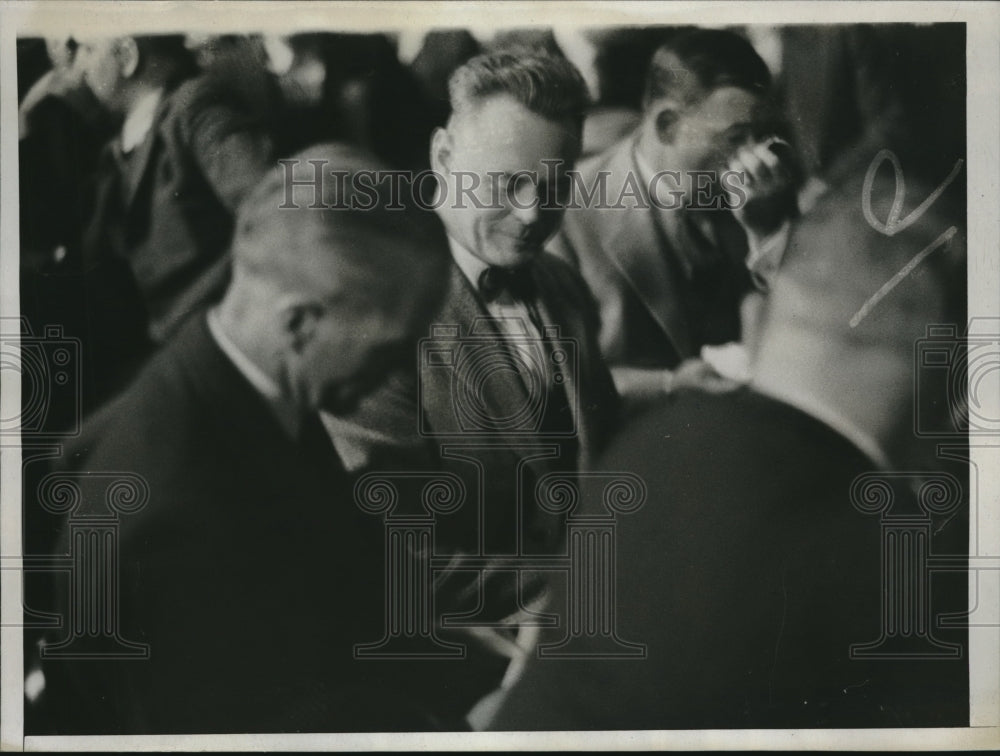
[447,47,589,130]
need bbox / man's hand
[726,137,796,239]
[611,360,742,401]
[432,550,547,624]
[670,357,743,394]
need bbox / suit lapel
[83,144,126,267]
[592,138,694,358]
[530,261,586,464]
[424,265,559,479]
[120,92,173,212]
[435,264,536,433]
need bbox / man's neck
[750,331,900,470]
[209,305,303,439]
[211,303,282,397]
[634,130,687,203]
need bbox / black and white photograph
[1,0,998,750]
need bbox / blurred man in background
[18,36,117,433]
[551,28,799,405]
[19,37,114,277]
[75,34,273,404]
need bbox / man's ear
[281,302,322,352]
[429,127,452,175]
[651,102,682,145]
[116,37,141,79]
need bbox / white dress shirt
[120,88,164,154]
[448,236,553,387]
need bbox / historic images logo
[0,318,81,439]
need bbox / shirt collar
[121,87,164,154]
[448,235,491,290]
[206,308,301,439]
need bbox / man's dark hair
[642,28,771,109]
[447,46,589,129]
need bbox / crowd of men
[18,24,969,733]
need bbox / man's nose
[509,181,542,225]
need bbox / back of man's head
[447,46,589,131]
[231,142,448,311]
[643,28,771,110]
[223,143,451,412]
[751,154,965,465]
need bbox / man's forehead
[450,94,580,158]
[688,85,763,125]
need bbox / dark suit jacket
[19,75,114,273]
[493,389,969,729]
[335,254,619,557]
[550,135,753,370]
[422,258,618,466]
[37,315,439,734]
[83,74,272,345]
[18,78,132,418]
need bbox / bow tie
[477,265,535,303]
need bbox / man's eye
[511,175,533,193]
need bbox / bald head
[751,158,965,462]
[233,143,445,298]
[219,143,450,414]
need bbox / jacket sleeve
[177,79,274,211]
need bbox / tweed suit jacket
[549,134,753,370]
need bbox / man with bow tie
[325,48,619,728]
[331,46,618,466]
